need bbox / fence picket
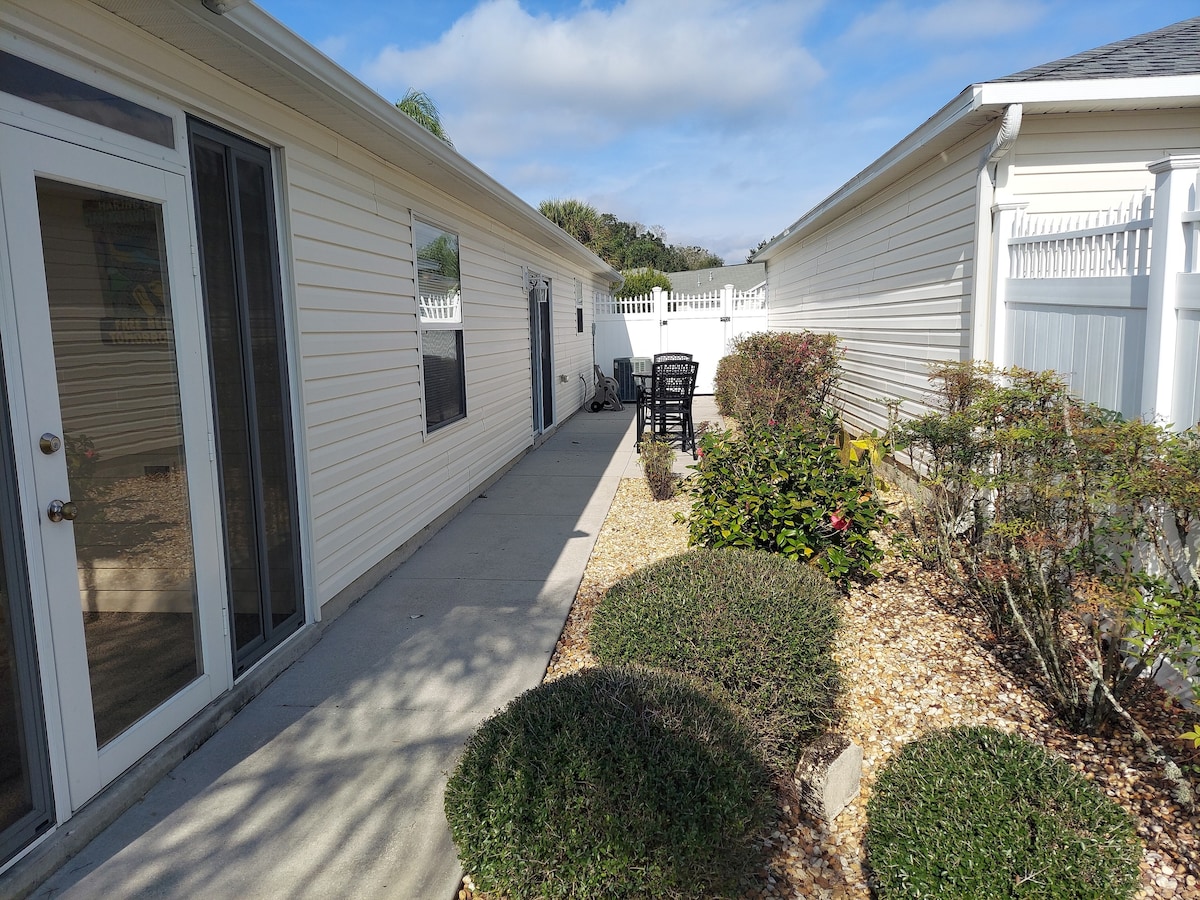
[1008,194,1153,279]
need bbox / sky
[254,0,1197,266]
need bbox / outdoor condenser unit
[613,357,652,403]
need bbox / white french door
[0,127,228,810]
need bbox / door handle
[46,499,79,523]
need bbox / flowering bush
[713,330,842,430]
[680,423,891,587]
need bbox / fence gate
[594,284,767,395]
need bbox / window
[0,50,174,148]
[415,219,465,430]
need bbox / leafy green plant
[896,362,1198,805]
[713,330,842,429]
[590,547,842,770]
[444,666,774,900]
[1182,724,1200,749]
[866,726,1142,899]
[638,434,676,500]
[615,267,672,298]
[682,424,892,586]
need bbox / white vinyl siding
[1008,109,1200,214]
[767,132,987,435]
[20,0,609,607]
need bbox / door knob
[46,499,78,523]
[39,433,61,454]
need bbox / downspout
[970,103,1023,363]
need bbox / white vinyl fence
[996,156,1200,428]
[593,283,767,397]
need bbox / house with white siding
[0,0,619,874]
[756,17,1200,436]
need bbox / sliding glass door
[188,119,303,676]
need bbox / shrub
[713,330,842,429]
[615,267,671,298]
[590,547,842,770]
[683,424,892,586]
[638,435,676,500]
[866,726,1142,899]
[896,362,1200,742]
[444,666,774,900]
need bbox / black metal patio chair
[635,358,700,459]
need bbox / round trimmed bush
[444,666,774,900]
[865,726,1142,899]
[590,547,842,770]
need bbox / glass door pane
[36,179,200,747]
[189,120,302,676]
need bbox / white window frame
[413,216,466,433]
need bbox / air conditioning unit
[613,357,652,402]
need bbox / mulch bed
[461,477,1199,899]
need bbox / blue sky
[255,0,1197,265]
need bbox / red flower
[830,510,850,532]
[767,418,777,426]
[697,448,705,458]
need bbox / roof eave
[754,73,1200,263]
[978,72,1200,109]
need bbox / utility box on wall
[613,357,651,402]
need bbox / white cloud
[361,0,825,157]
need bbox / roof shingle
[995,16,1200,82]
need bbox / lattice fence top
[595,286,766,318]
[1008,196,1152,278]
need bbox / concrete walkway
[31,398,718,900]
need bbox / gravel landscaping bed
[462,476,1199,900]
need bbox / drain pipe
[970,104,1023,363]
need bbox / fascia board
[756,86,990,262]
[978,74,1200,109]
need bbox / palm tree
[538,198,601,246]
[396,88,454,148]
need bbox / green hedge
[444,666,774,899]
[590,547,842,771]
[866,726,1142,899]
[712,330,841,429]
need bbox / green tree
[615,268,672,298]
[536,199,724,273]
[538,199,601,245]
[673,245,724,270]
[396,88,453,147]
[747,238,771,263]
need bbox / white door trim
[0,124,230,810]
